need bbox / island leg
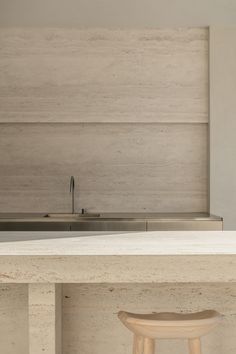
[28,283,62,354]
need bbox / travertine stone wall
[62,283,233,354]
[0,283,235,354]
[0,28,208,212]
[0,284,28,354]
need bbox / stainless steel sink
[44,213,100,218]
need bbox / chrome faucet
[70,176,75,214]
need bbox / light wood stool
[118,310,222,354]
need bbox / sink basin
[44,213,100,218]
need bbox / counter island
[0,231,235,354]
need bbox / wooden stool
[118,310,222,354]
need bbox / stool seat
[118,310,222,354]
[118,310,222,339]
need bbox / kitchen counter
[0,229,234,256]
[0,230,235,283]
[0,212,223,221]
[0,212,223,231]
[0,230,235,354]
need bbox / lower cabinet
[70,220,146,231]
[0,222,70,231]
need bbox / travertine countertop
[0,231,236,283]
[0,230,235,255]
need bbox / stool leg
[133,335,144,354]
[188,338,201,354]
[143,337,155,354]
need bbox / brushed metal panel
[0,222,70,231]
[147,220,223,231]
[70,220,146,232]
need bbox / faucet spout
[70,176,75,214]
